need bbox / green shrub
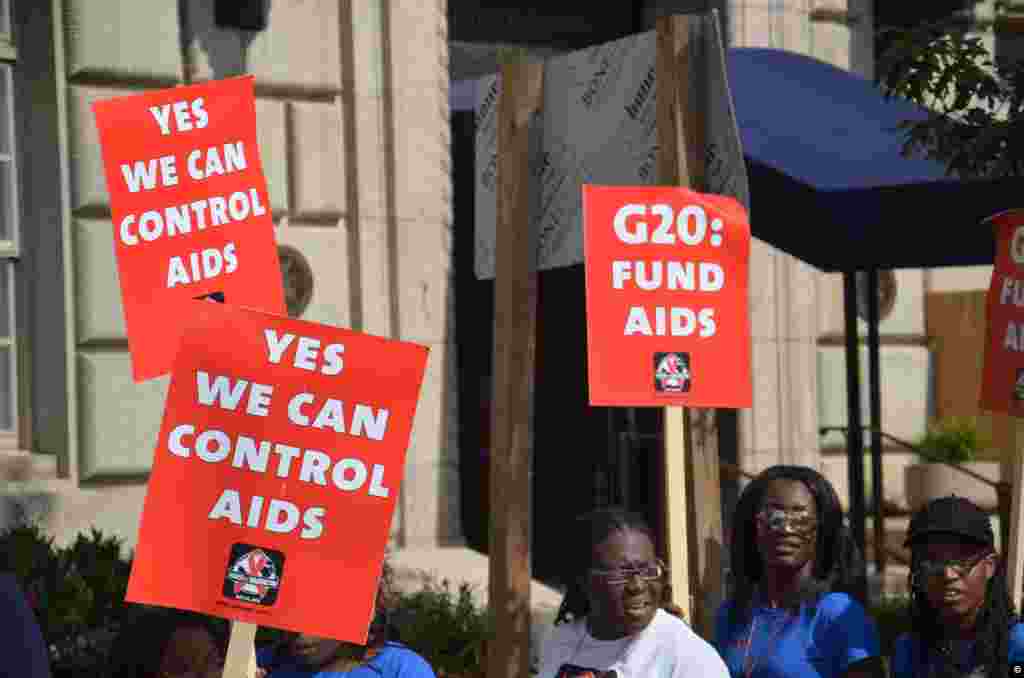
[916,417,987,465]
[0,523,133,678]
[391,579,490,678]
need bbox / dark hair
[261,557,401,671]
[369,556,401,645]
[108,606,225,678]
[727,465,863,624]
[908,530,1018,677]
[554,507,659,626]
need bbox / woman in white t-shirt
[536,508,729,678]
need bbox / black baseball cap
[904,495,995,548]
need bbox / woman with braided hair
[891,495,1024,678]
[713,465,882,678]
[536,507,727,678]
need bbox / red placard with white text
[981,209,1024,416]
[125,303,429,643]
[92,76,285,382]
[583,185,751,408]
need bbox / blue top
[258,641,436,678]
[890,623,1024,678]
[0,574,50,678]
[713,592,879,678]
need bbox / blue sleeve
[361,644,436,678]
[255,646,275,669]
[713,600,732,654]
[818,594,880,672]
[889,634,913,678]
[0,574,50,678]
[1008,623,1024,665]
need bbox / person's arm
[0,574,50,678]
[821,595,882,678]
[1007,623,1024,672]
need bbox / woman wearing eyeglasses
[891,495,1024,678]
[536,507,728,678]
[713,465,882,678]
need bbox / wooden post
[1004,421,1024,609]
[655,14,724,637]
[488,51,543,678]
[221,621,258,678]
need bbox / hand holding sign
[126,303,429,645]
[583,185,751,408]
[92,76,285,382]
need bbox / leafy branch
[877,18,1024,178]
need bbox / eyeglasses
[589,561,666,586]
[755,508,818,535]
[916,553,992,581]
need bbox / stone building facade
[3,0,459,557]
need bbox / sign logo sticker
[223,543,285,606]
[654,352,691,394]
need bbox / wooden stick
[654,13,724,638]
[222,621,258,678]
[655,15,694,624]
[1005,420,1024,609]
[488,50,543,678]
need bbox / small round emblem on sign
[278,245,314,318]
[1011,226,1024,266]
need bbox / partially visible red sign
[582,185,751,408]
[981,209,1024,416]
[126,303,429,644]
[92,76,285,382]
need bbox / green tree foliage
[877,18,1024,178]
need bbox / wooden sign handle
[222,621,260,678]
[1005,419,1024,610]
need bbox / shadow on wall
[180,0,272,79]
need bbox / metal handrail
[819,425,1007,491]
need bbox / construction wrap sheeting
[471,11,749,280]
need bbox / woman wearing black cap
[891,495,1024,678]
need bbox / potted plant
[904,417,999,513]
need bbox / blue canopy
[727,47,1018,271]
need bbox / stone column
[343,0,462,548]
[727,1,833,475]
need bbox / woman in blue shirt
[257,559,435,678]
[713,465,882,678]
[891,495,1024,678]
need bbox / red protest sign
[125,303,429,643]
[582,185,751,408]
[981,209,1024,416]
[92,76,285,382]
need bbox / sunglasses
[755,508,818,535]
[589,561,666,586]
[915,552,992,581]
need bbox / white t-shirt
[536,609,729,678]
